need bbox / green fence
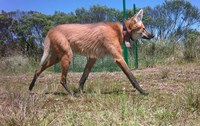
[54,51,137,72]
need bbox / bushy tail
[40,37,51,66]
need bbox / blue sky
[1,0,199,15]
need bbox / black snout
[151,34,154,38]
[142,36,150,39]
[142,33,154,40]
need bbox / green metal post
[72,55,75,71]
[122,0,128,64]
[133,4,138,69]
[54,64,57,72]
[54,63,60,72]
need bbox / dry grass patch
[0,63,200,125]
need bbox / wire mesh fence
[53,49,137,72]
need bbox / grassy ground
[0,63,200,126]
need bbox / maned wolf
[29,9,154,96]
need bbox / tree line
[0,0,200,61]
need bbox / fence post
[133,4,138,69]
[54,63,60,72]
[122,0,128,64]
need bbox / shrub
[184,31,200,61]
[0,55,37,74]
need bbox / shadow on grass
[103,89,136,94]
[43,89,137,97]
[86,89,136,95]
[45,91,67,96]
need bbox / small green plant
[161,69,170,79]
[144,56,156,68]
[119,94,128,123]
[184,83,200,113]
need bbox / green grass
[0,64,200,126]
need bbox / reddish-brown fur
[29,9,153,96]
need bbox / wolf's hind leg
[29,53,59,91]
[79,58,96,94]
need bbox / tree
[143,0,200,40]
[52,11,77,25]
[76,5,120,23]
[0,11,14,44]
[75,8,91,23]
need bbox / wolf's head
[124,9,154,40]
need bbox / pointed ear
[135,9,143,22]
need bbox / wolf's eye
[143,28,145,31]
